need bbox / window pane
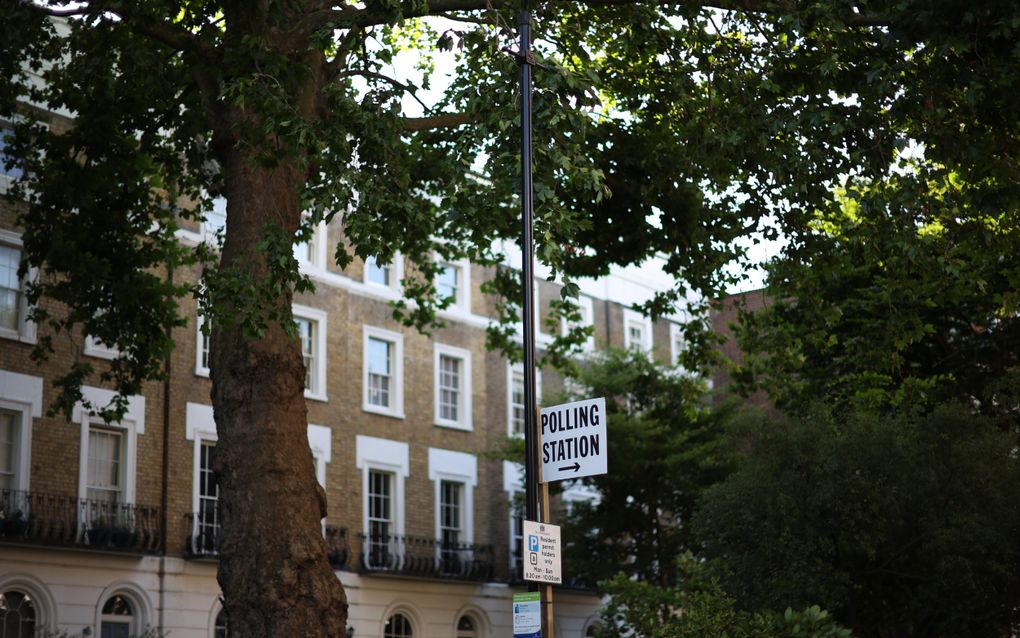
[366,256,390,286]
[511,370,525,436]
[384,613,413,638]
[295,318,315,391]
[0,412,15,490]
[0,589,36,638]
[437,265,458,302]
[368,470,393,566]
[87,428,122,502]
[198,442,220,551]
[367,337,392,407]
[214,609,230,638]
[0,129,24,180]
[199,316,212,369]
[100,622,130,638]
[0,245,21,331]
[439,355,460,421]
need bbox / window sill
[362,404,405,420]
[0,327,34,344]
[434,419,472,432]
[304,390,329,403]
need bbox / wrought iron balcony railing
[336,533,494,581]
[0,488,160,554]
[183,511,220,558]
[183,511,350,567]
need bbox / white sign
[522,520,562,585]
[512,592,542,638]
[540,397,607,483]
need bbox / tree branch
[338,69,432,112]
[20,1,215,59]
[402,113,479,131]
[341,0,888,29]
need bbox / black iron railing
[183,511,220,558]
[0,488,160,553]
[326,525,350,568]
[183,511,350,567]
[341,533,494,581]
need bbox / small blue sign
[528,534,539,552]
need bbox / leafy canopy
[694,403,1020,637]
[560,348,730,587]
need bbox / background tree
[599,555,852,638]
[734,173,1020,424]
[560,349,730,587]
[694,404,1020,637]
[4,0,1020,633]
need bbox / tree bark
[204,6,349,629]
[208,139,348,634]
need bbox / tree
[599,554,852,638]
[4,0,1019,633]
[733,173,1020,424]
[694,404,1020,637]
[560,348,730,588]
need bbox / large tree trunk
[207,130,348,635]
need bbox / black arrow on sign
[558,462,580,473]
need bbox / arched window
[100,595,135,638]
[584,622,603,638]
[0,590,36,638]
[456,614,477,638]
[383,612,413,638]
[214,609,229,638]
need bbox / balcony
[0,488,160,554]
[333,533,494,581]
[183,512,351,567]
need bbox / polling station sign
[539,397,607,483]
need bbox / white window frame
[83,334,121,360]
[293,304,328,402]
[185,403,218,546]
[433,343,472,431]
[561,294,595,352]
[435,257,471,315]
[356,436,409,568]
[429,448,477,548]
[669,321,691,374]
[194,311,211,377]
[507,362,542,438]
[93,584,152,638]
[186,403,329,528]
[201,196,227,244]
[294,217,328,270]
[503,461,525,577]
[623,308,653,353]
[364,254,404,293]
[0,124,25,196]
[306,423,332,490]
[0,370,42,495]
[73,386,145,506]
[0,230,37,344]
[362,325,405,418]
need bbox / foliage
[734,173,1020,425]
[560,348,731,587]
[694,403,1020,637]
[599,553,852,638]
[4,0,1020,631]
[7,1,1019,417]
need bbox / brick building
[0,135,692,637]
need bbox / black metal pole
[519,6,539,544]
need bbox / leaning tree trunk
[207,112,348,635]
